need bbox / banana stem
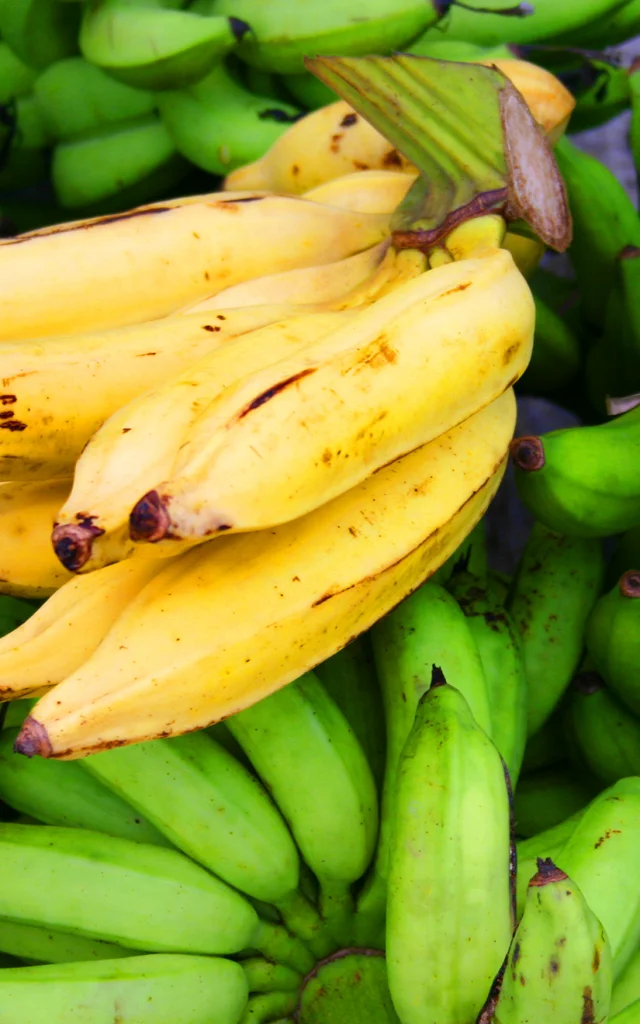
[240,958,302,994]
[276,889,336,960]
[239,991,298,1023]
[252,920,315,976]
[319,880,357,948]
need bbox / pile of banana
[0,0,639,217]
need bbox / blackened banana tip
[52,523,99,572]
[509,435,545,471]
[620,570,640,598]
[430,664,447,688]
[573,670,604,695]
[14,716,52,758]
[531,857,567,886]
[129,490,171,543]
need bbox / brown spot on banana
[52,519,105,572]
[620,570,640,598]
[128,490,171,543]
[509,435,545,471]
[530,858,568,886]
[13,715,52,758]
[237,368,316,419]
[581,986,595,1024]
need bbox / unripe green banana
[511,407,640,537]
[515,809,584,920]
[566,669,640,783]
[239,991,298,1022]
[355,579,492,947]
[0,0,80,70]
[0,954,249,1024]
[612,998,640,1024]
[280,71,337,110]
[518,293,581,394]
[240,957,302,993]
[448,568,527,784]
[386,672,513,1024]
[507,523,604,736]
[158,62,300,176]
[606,525,640,590]
[491,858,612,1024]
[0,919,136,964]
[613,947,640,1017]
[553,0,640,48]
[521,711,568,772]
[0,823,312,969]
[407,36,514,61]
[513,765,600,837]
[226,671,378,948]
[0,727,170,846]
[568,55,631,134]
[587,570,640,716]
[0,43,37,103]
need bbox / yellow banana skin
[130,248,533,546]
[0,480,72,597]
[303,169,417,213]
[0,560,163,700]
[0,192,390,340]
[0,302,312,482]
[17,389,515,758]
[53,310,360,573]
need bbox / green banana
[612,999,640,1024]
[314,634,386,792]
[448,568,528,785]
[518,293,581,394]
[0,954,249,1024]
[588,570,640,716]
[79,2,247,90]
[513,765,600,837]
[34,57,156,140]
[0,43,37,103]
[204,0,442,74]
[0,919,136,964]
[355,579,492,947]
[51,113,189,209]
[386,672,513,1024]
[521,711,568,773]
[240,957,302,993]
[80,730,327,950]
[566,670,640,784]
[507,523,604,736]
[0,823,313,969]
[511,407,640,537]
[0,727,170,846]
[613,948,640,1017]
[490,858,612,1024]
[0,0,80,70]
[280,71,337,110]
[226,671,378,947]
[553,0,640,48]
[606,525,640,590]
[515,809,584,920]
[434,516,489,586]
[158,61,300,176]
[586,246,640,414]
[567,54,631,134]
[558,776,640,977]
[239,991,298,1022]
[407,36,514,61]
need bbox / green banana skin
[0,43,37,103]
[506,523,604,736]
[515,809,584,919]
[314,634,386,792]
[0,919,137,964]
[552,0,640,48]
[158,62,300,177]
[554,136,640,330]
[241,957,302,993]
[513,766,600,838]
[606,525,640,590]
[0,0,80,71]
[51,113,189,209]
[557,776,640,977]
[566,670,640,784]
[0,727,170,846]
[0,954,249,1024]
[518,294,581,394]
[512,407,640,538]
[432,516,488,586]
[239,990,298,1023]
[588,571,640,716]
[205,0,442,74]
[492,858,613,1024]
[407,37,514,61]
[521,711,568,773]
[0,822,312,970]
[280,71,338,110]
[80,3,245,90]
[447,568,528,785]
[355,580,492,947]
[613,948,640,1016]
[34,57,156,141]
[227,671,378,952]
[386,676,513,1024]
[612,999,640,1024]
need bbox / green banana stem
[275,889,336,960]
[319,880,357,949]
[239,990,298,1023]
[252,920,316,976]
[240,958,302,994]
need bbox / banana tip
[14,716,53,758]
[531,857,567,886]
[129,490,170,543]
[620,570,640,599]
[573,670,604,696]
[52,521,103,572]
[509,435,545,471]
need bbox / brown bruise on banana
[530,857,568,886]
[51,519,105,573]
[620,569,640,598]
[509,435,545,471]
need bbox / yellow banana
[16,388,516,759]
[53,310,360,573]
[0,193,390,341]
[303,169,416,214]
[128,248,533,550]
[0,303,318,482]
[0,560,163,701]
[0,481,72,598]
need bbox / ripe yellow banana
[303,169,417,213]
[0,480,72,598]
[0,193,390,341]
[53,310,360,573]
[0,560,164,701]
[0,303,315,483]
[129,248,533,550]
[17,388,516,759]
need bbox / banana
[239,991,298,1022]
[506,523,605,736]
[0,954,249,1024]
[553,0,640,48]
[386,673,513,1024]
[303,169,416,214]
[510,405,640,537]
[0,561,164,700]
[16,388,516,759]
[0,194,390,340]
[447,568,528,785]
[515,811,585,921]
[566,669,640,784]
[0,302,321,482]
[0,726,170,845]
[356,579,493,947]
[158,61,301,177]
[204,0,441,74]
[241,958,302,993]
[587,570,640,716]
[0,43,37,103]
[568,55,631,134]
[514,766,600,837]
[0,919,136,964]
[491,858,612,1024]
[226,670,378,945]
[518,293,581,394]
[0,0,80,70]
[79,3,246,91]
[521,712,570,773]
[128,248,533,549]
[612,998,640,1023]
[314,634,386,792]
[0,823,313,968]
[281,70,338,110]
[0,480,73,598]
[53,309,359,572]
[51,114,189,210]
[613,948,640,1017]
